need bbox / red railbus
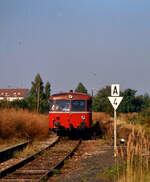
[49,91,92,136]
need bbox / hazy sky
[0,0,150,95]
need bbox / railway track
[0,142,29,163]
[0,134,59,179]
[0,138,81,182]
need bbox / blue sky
[0,0,150,95]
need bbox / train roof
[50,91,92,100]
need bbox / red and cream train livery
[49,91,92,135]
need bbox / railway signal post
[108,84,123,157]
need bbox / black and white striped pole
[108,84,123,157]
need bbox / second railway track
[0,142,29,163]
[0,138,81,182]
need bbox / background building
[0,89,29,102]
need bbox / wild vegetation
[0,75,150,181]
[0,74,150,116]
[116,127,150,182]
[93,112,150,182]
[0,73,51,113]
[0,108,49,141]
[75,82,88,94]
[92,86,150,115]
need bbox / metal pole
[114,109,117,157]
[91,88,94,97]
[37,83,40,113]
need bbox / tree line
[73,82,150,114]
[92,86,150,114]
[0,74,51,113]
[0,74,150,114]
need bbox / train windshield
[50,100,55,111]
[56,100,70,111]
[71,100,86,111]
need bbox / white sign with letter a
[108,96,123,110]
[108,84,123,157]
[111,84,120,96]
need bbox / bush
[0,108,49,140]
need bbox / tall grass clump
[92,112,111,123]
[92,112,114,139]
[0,108,49,140]
[117,127,150,182]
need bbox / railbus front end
[49,92,92,137]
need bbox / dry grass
[92,112,111,123]
[0,108,49,141]
[92,112,140,143]
[119,113,138,122]
[13,142,43,158]
[13,144,36,158]
[93,112,150,181]
[117,127,150,182]
[92,112,114,141]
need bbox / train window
[56,100,70,111]
[50,100,55,111]
[87,100,92,112]
[72,100,86,111]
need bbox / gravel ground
[48,139,116,182]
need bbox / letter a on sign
[111,84,120,96]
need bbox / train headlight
[81,115,85,120]
[69,95,73,99]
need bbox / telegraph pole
[37,82,40,112]
[91,88,94,97]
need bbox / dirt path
[48,139,115,182]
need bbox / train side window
[87,100,92,112]
[72,100,86,111]
[56,100,70,111]
[50,100,55,111]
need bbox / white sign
[108,97,123,110]
[111,84,120,96]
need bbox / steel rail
[37,139,81,182]
[0,141,29,163]
[0,136,60,179]
[0,139,81,182]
